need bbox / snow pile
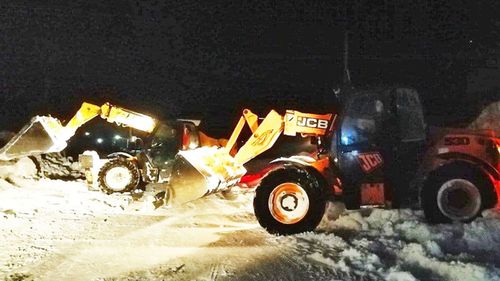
[470,100,500,133]
[289,203,500,281]
[386,271,418,281]
[32,153,84,180]
[0,157,38,189]
[0,155,117,218]
[0,157,37,179]
[0,153,83,189]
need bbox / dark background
[1,0,499,138]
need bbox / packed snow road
[0,158,499,281]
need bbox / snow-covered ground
[1,158,499,281]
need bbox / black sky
[1,0,499,135]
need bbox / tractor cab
[332,87,427,208]
[134,121,201,183]
[144,121,200,168]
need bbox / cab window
[340,94,384,146]
[151,123,179,149]
[149,123,180,167]
[396,89,426,142]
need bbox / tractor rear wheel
[421,165,491,223]
[98,158,140,194]
[254,167,326,235]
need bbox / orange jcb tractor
[167,87,500,235]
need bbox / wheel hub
[280,194,299,211]
[437,179,481,221]
[105,166,132,192]
[268,183,309,224]
[447,189,469,209]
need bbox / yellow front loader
[0,102,157,161]
[166,109,333,205]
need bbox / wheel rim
[104,166,133,192]
[437,179,481,221]
[268,183,310,224]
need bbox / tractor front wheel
[254,168,326,235]
[98,158,140,194]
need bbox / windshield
[149,123,180,167]
[151,124,178,147]
[340,94,384,146]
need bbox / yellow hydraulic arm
[0,102,158,160]
[225,109,334,165]
[63,102,157,138]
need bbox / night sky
[1,0,499,137]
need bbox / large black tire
[98,158,140,194]
[254,167,326,235]
[421,164,493,223]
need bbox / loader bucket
[0,116,68,160]
[166,147,247,206]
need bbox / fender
[238,163,282,189]
[270,155,318,166]
[107,152,135,160]
[435,152,499,180]
[239,156,317,188]
[239,156,315,188]
[487,173,500,209]
[428,156,500,208]
[239,155,337,196]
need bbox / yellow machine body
[0,102,157,161]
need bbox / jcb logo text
[297,117,329,129]
[357,152,384,173]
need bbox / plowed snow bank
[290,202,500,281]
[470,100,500,133]
[0,154,83,187]
[0,157,37,187]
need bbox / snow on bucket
[166,146,247,206]
[0,116,68,160]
